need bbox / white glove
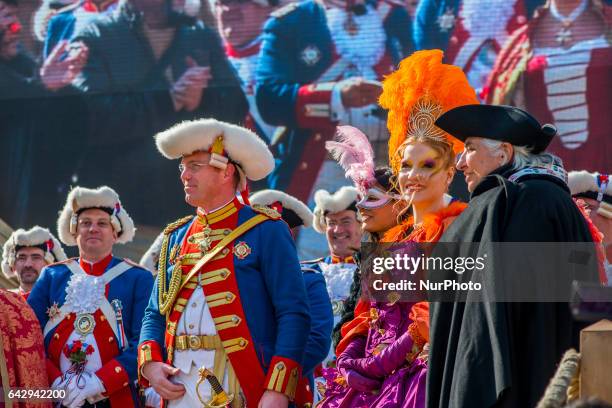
[144,387,161,408]
[51,376,66,390]
[64,372,105,408]
[84,373,106,405]
[62,376,85,408]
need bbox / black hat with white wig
[435,104,557,154]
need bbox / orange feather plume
[379,50,479,173]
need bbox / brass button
[300,162,308,170]
[220,271,227,278]
[123,382,128,387]
[191,303,197,308]
[115,366,122,373]
[239,339,247,347]
[109,337,114,343]
[189,324,195,330]
[142,344,150,351]
[232,316,240,323]
[277,362,285,370]
[100,315,105,321]
[54,333,59,339]
[314,133,322,141]
[224,230,230,235]
[226,294,233,301]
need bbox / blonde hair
[391,135,456,222]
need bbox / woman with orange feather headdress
[318,50,478,408]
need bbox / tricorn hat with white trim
[312,186,360,233]
[57,186,135,246]
[250,189,313,229]
[2,226,67,277]
[154,119,275,191]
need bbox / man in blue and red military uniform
[255,0,413,203]
[251,189,334,405]
[213,0,283,143]
[138,119,311,407]
[413,0,543,94]
[27,185,155,407]
[42,0,117,59]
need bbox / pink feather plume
[325,125,376,195]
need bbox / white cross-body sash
[43,260,131,344]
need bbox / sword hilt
[196,367,234,408]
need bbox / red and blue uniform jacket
[137,199,311,406]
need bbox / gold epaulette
[251,204,282,220]
[47,257,78,267]
[163,215,194,235]
[158,215,192,316]
[270,2,299,19]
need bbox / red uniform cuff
[294,376,313,407]
[95,359,130,396]
[264,356,301,400]
[137,340,163,387]
[46,358,62,384]
[296,83,335,129]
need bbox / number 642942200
[4,388,66,401]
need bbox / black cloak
[426,164,600,408]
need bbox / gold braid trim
[158,215,193,316]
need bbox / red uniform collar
[225,39,262,59]
[331,255,355,264]
[79,253,113,276]
[197,197,243,226]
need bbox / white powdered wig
[154,119,274,191]
[57,186,135,246]
[312,186,359,233]
[250,189,313,227]
[1,226,67,277]
[139,232,164,275]
[568,171,611,197]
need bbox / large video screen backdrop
[1,0,611,257]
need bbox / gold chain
[158,215,193,316]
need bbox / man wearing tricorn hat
[28,186,154,408]
[2,226,67,300]
[426,104,600,408]
[138,119,310,408]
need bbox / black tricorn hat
[434,104,557,154]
